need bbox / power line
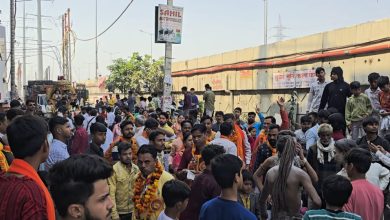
[74,0,135,41]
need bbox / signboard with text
[155,4,183,44]
[272,69,316,89]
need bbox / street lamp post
[139,29,153,58]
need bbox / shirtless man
[259,136,321,219]
[254,134,318,192]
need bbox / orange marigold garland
[188,146,205,172]
[133,162,164,219]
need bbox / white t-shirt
[210,138,237,156]
[157,211,175,220]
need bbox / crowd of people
[0,66,389,220]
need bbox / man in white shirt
[210,122,237,156]
[106,106,115,128]
[306,67,328,113]
[134,115,146,138]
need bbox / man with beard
[109,142,139,220]
[149,130,167,170]
[49,154,114,220]
[158,112,175,139]
[319,66,351,116]
[253,124,280,172]
[252,97,289,157]
[307,123,339,208]
[105,120,138,164]
[133,145,174,220]
[178,124,207,172]
[247,106,265,137]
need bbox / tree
[106,52,164,94]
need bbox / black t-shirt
[357,135,390,151]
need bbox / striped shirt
[0,174,47,220]
[303,209,361,220]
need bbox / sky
[1,0,390,82]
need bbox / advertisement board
[155,4,183,44]
[272,69,316,89]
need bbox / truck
[24,79,76,117]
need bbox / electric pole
[10,0,17,99]
[95,0,98,79]
[67,8,72,82]
[23,1,26,86]
[162,0,173,112]
[37,0,43,80]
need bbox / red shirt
[180,169,221,220]
[71,126,89,155]
[379,90,390,112]
[0,173,47,220]
[343,179,384,220]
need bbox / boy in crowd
[378,76,390,137]
[200,154,257,220]
[345,81,372,140]
[158,180,191,220]
[303,175,362,219]
[70,114,89,155]
[294,115,312,150]
[343,148,384,220]
[86,122,107,157]
[238,170,261,219]
[365,72,381,118]
[179,144,225,220]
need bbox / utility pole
[264,0,268,47]
[162,0,173,112]
[95,0,98,79]
[37,0,43,80]
[10,0,17,99]
[23,1,26,86]
[67,8,72,82]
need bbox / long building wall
[171,18,390,115]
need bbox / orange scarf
[206,131,216,142]
[229,125,245,161]
[8,159,55,220]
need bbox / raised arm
[306,84,314,113]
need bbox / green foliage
[106,53,164,94]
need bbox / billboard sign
[155,4,183,44]
[273,69,316,89]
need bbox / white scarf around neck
[316,138,335,164]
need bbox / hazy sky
[1,0,390,81]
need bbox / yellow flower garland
[133,162,164,219]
